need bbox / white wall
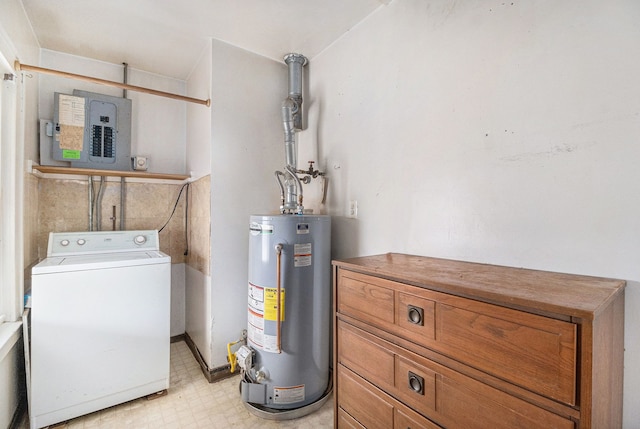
[185,41,213,366]
[208,39,285,367]
[185,265,212,364]
[183,39,285,369]
[170,264,185,337]
[186,41,212,180]
[0,324,23,429]
[0,0,40,426]
[308,0,640,426]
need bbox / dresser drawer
[435,297,576,405]
[337,321,575,429]
[337,316,395,388]
[337,269,577,405]
[337,408,366,429]
[338,321,437,415]
[338,272,396,325]
[395,406,441,429]
[338,364,394,429]
[338,364,442,429]
[437,373,574,429]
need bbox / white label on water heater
[294,243,312,267]
[248,283,264,310]
[273,385,305,404]
[262,335,280,353]
[248,308,263,330]
[247,282,265,350]
[250,222,273,236]
[247,322,264,348]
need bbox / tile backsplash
[186,175,210,276]
[37,177,189,264]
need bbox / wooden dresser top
[333,253,625,320]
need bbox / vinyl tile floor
[18,340,334,428]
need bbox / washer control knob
[134,235,147,245]
[77,239,86,245]
[60,239,70,246]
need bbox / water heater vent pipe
[279,53,308,214]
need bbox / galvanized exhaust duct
[283,53,306,134]
[277,53,308,214]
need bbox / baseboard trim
[170,333,185,343]
[182,333,235,383]
[9,396,27,429]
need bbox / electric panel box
[46,90,132,171]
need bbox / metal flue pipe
[279,53,308,214]
[284,53,307,131]
[282,53,307,170]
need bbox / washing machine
[29,230,171,429]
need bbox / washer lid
[32,250,170,275]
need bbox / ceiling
[21,0,389,80]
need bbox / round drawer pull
[408,371,424,395]
[407,305,424,326]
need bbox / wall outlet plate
[348,200,358,218]
[132,156,148,171]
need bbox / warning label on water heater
[273,384,305,404]
[247,282,285,353]
[264,288,285,321]
[294,243,312,267]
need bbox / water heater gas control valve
[235,345,254,371]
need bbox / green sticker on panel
[62,150,81,159]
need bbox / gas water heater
[243,215,331,410]
[236,53,331,418]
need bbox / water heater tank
[242,214,331,412]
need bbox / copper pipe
[275,243,283,354]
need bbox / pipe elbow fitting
[281,97,297,117]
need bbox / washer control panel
[47,230,160,257]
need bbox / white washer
[30,230,171,429]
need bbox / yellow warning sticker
[264,288,285,321]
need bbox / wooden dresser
[332,253,625,429]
